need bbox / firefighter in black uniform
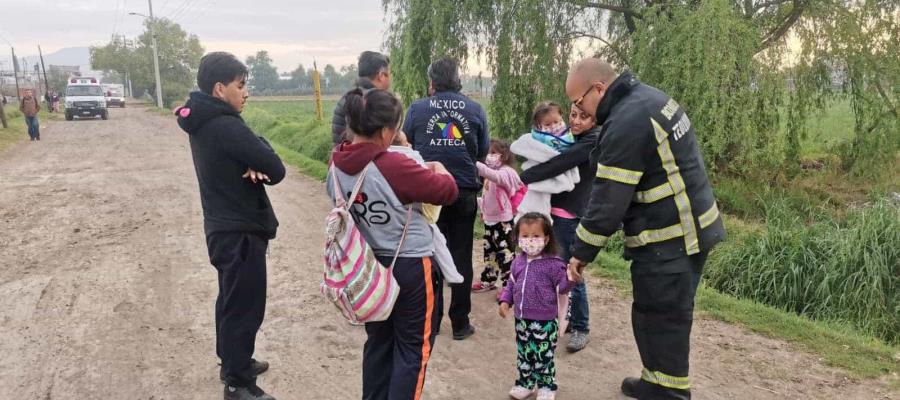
[565,59,726,399]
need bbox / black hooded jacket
[571,72,725,264]
[176,91,286,239]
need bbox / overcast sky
[0,0,388,72]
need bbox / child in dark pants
[473,139,523,293]
[176,52,285,400]
[499,213,574,400]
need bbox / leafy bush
[706,199,900,344]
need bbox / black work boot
[220,359,270,383]
[621,377,643,398]
[452,324,476,340]
[224,384,275,400]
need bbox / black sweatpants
[435,188,477,333]
[207,232,268,388]
[630,251,708,400]
[363,256,439,400]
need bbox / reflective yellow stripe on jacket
[625,203,718,248]
[596,164,643,185]
[634,182,675,203]
[576,224,608,248]
[641,368,690,390]
[651,118,699,255]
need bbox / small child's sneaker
[536,388,556,400]
[508,385,534,399]
[472,281,497,293]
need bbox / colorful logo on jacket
[437,122,463,140]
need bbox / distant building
[49,65,81,77]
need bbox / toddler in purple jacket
[499,212,575,400]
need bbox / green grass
[247,97,900,380]
[242,99,336,182]
[589,247,900,379]
[0,108,25,151]
[706,199,900,345]
[0,106,56,151]
[269,141,328,181]
[800,98,855,159]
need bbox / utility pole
[38,46,50,95]
[148,0,163,108]
[11,47,20,99]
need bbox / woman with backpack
[326,87,458,400]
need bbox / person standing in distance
[20,90,41,141]
[565,59,725,400]
[176,52,286,400]
[402,57,490,340]
[331,51,391,145]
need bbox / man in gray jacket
[330,51,391,145]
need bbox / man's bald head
[565,58,619,118]
[569,59,617,89]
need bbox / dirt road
[0,105,894,399]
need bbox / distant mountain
[21,47,91,68]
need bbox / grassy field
[244,97,899,379]
[0,105,58,151]
[243,99,336,180]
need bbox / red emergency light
[91,78,97,83]
[71,78,77,83]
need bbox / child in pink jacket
[473,139,524,293]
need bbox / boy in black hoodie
[176,52,285,400]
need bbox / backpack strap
[333,163,412,270]
[331,164,371,210]
[387,205,413,269]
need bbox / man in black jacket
[176,52,285,400]
[331,51,391,145]
[565,59,725,400]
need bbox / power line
[184,0,215,26]
[179,0,213,26]
[111,0,123,37]
[167,0,195,21]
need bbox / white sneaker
[536,388,556,400]
[508,385,534,400]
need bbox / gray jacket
[331,77,376,145]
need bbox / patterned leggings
[515,318,559,390]
[481,220,514,286]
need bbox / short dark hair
[427,57,462,93]
[358,51,390,79]
[197,52,248,94]
[513,212,561,256]
[343,88,403,138]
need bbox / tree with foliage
[384,0,898,178]
[91,18,203,107]
[288,63,309,90]
[246,50,280,93]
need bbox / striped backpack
[322,165,410,324]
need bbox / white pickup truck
[65,77,108,121]
[102,84,126,108]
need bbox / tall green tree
[91,18,203,107]
[245,51,279,93]
[384,0,899,177]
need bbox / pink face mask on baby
[518,237,547,257]
[539,121,569,136]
